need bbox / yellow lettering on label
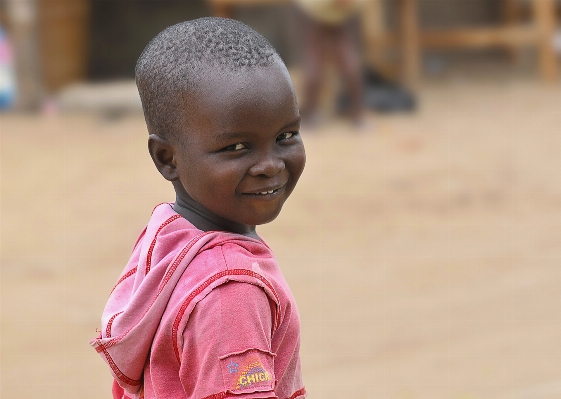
[237,369,272,389]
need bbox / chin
[248,208,283,226]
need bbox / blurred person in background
[294,0,366,128]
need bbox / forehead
[180,62,299,141]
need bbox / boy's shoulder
[142,203,279,288]
[144,203,274,264]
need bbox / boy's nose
[248,154,285,177]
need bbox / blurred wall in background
[0,0,559,109]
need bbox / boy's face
[171,61,305,231]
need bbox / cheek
[188,161,244,194]
[289,146,306,180]
[177,161,215,198]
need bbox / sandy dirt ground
[2,77,561,399]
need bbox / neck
[173,195,260,240]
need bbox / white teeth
[259,190,274,195]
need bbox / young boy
[90,18,306,399]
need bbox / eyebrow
[277,116,301,132]
[214,131,248,142]
[215,116,301,141]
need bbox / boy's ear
[148,134,179,181]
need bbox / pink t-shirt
[91,203,306,399]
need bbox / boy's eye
[277,132,297,142]
[222,143,247,152]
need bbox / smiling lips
[245,186,284,196]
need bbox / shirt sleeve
[179,281,278,399]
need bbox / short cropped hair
[136,17,280,140]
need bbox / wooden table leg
[398,0,421,88]
[533,0,557,82]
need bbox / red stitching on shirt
[106,311,123,338]
[98,228,283,392]
[201,392,230,399]
[145,214,182,274]
[95,341,142,387]
[284,387,306,399]
[109,215,182,295]
[95,232,215,353]
[110,267,137,294]
[200,387,305,399]
[156,231,213,296]
[172,269,281,364]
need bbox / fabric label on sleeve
[220,348,275,394]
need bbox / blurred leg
[300,15,326,121]
[332,20,364,122]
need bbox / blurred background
[1,0,561,398]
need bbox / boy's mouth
[244,186,284,197]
